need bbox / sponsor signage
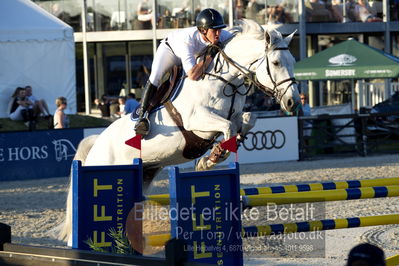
[71,159,143,250]
[0,128,105,181]
[240,116,298,163]
[325,69,356,77]
[0,129,83,181]
[328,54,357,66]
[212,116,298,166]
[169,163,242,265]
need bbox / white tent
[0,0,76,118]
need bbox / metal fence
[298,112,399,159]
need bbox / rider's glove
[207,42,224,58]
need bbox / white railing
[363,82,384,107]
[392,82,399,94]
[362,82,399,107]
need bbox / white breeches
[149,42,181,87]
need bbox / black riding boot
[134,81,157,136]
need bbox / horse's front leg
[195,111,258,171]
[192,111,257,171]
[185,107,236,142]
[184,107,236,171]
[238,112,257,140]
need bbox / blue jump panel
[169,163,243,266]
[71,159,143,250]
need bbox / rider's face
[203,28,221,44]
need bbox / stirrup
[135,117,150,136]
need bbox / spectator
[94,95,111,118]
[267,0,294,24]
[306,0,334,22]
[347,243,385,266]
[124,93,140,114]
[354,0,382,22]
[9,87,36,131]
[25,86,52,119]
[136,0,152,29]
[109,99,120,119]
[117,96,126,117]
[54,97,70,129]
[300,93,311,116]
[300,93,313,138]
[236,0,245,19]
[245,0,261,23]
[393,0,399,21]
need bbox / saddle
[132,66,214,159]
[131,66,183,120]
[148,65,183,112]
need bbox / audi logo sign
[243,130,286,151]
[224,116,298,164]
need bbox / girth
[164,101,213,160]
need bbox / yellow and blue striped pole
[242,185,399,207]
[145,214,399,247]
[386,253,399,266]
[243,214,399,237]
[240,177,399,195]
[145,177,399,205]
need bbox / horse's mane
[229,19,265,41]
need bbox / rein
[206,44,297,102]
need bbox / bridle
[205,43,297,104]
[262,47,297,101]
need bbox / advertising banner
[71,159,143,251]
[170,163,242,265]
[0,127,105,181]
[0,129,83,181]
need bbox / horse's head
[254,29,300,113]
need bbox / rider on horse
[134,8,233,136]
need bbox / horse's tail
[58,134,98,242]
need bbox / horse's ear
[284,30,297,46]
[265,30,271,47]
[265,30,282,49]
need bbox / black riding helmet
[196,8,226,30]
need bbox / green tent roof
[294,39,399,81]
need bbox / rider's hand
[207,42,223,58]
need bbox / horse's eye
[272,61,279,67]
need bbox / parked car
[371,91,399,115]
[368,91,399,136]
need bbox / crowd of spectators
[237,0,383,24]
[94,93,140,120]
[306,0,383,22]
[37,0,387,35]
